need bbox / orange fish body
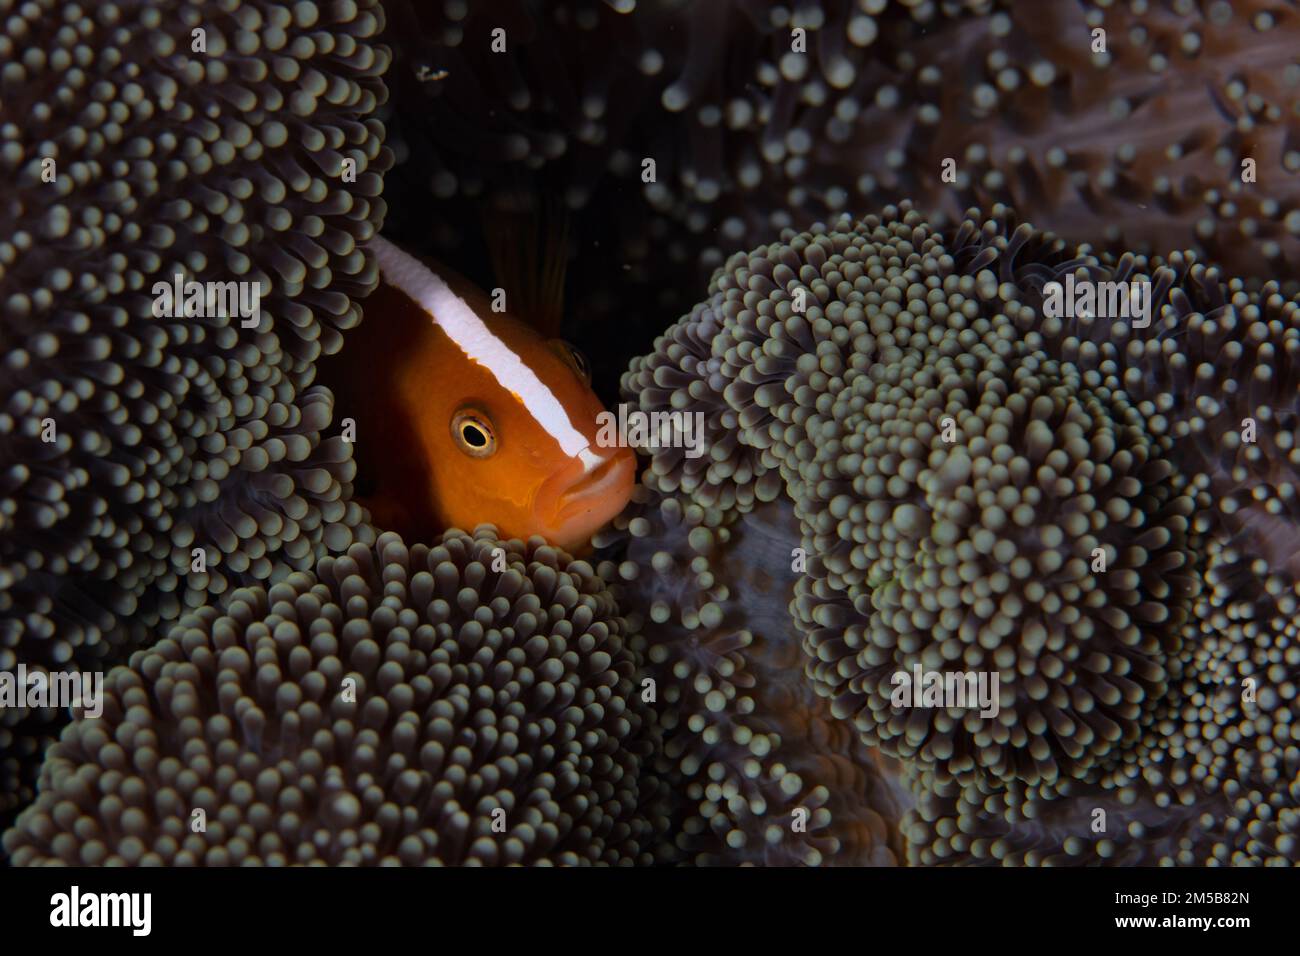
[326,236,635,553]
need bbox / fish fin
[482,192,570,338]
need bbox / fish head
[368,236,637,553]
[425,321,636,552]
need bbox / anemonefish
[323,235,635,553]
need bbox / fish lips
[535,445,637,550]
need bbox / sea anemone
[902,552,1300,866]
[614,200,1300,863]
[640,0,1300,278]
[598,492,903,865]
[4,530,660,865]
[0,0,391,831]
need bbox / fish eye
[451,409,497,458]
[550,339,592,386]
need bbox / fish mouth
[537,446,636,551]
[554,448,636,524]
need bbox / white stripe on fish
[368,235,598,467]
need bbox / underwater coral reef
[1,0,1298,870]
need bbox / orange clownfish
[328,235,636,553]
